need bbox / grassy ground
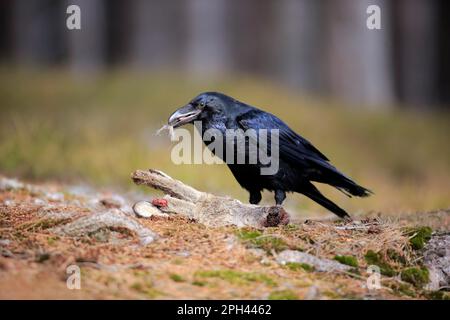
[1,177,448,300]
[0,69,449,219]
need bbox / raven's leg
[249,190,262,205]
[274,190,286,205]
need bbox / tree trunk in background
[326,0,394,108]
[12,0,64,66]
[394,0,438,108]
[0,0,13,62]
[437,0,450,106]
[185,0,229,76]
[105,0,132,65]
[275,0,325,94]
[128,0,182,70]
[65,0,106,74]
[228,0,276,76]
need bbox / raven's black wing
[237,109,372,197]
[237,109,329,163]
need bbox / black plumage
[168,92,372,219]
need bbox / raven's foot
[249,191,262,205]
[275,190,286,205]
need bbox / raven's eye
[199,101,206,108]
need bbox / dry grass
[1,177,447,299]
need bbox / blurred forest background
[0,0,449,218]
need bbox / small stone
[33,198,46,206]
[175,250,191,257]
[0,178,24,191]
[0,239,10,246]
[140,235,157,246]
[3,200,14,206]
[46,192,65,202]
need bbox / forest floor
[1,175,449,300]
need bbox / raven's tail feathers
[308,158,373,198]
[302,183,351,219]
[335,178,373,198]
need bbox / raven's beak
[168,104,201,128]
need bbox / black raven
[167,92,372,219]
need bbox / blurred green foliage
[0,69,449,217]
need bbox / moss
[405,226,433,250]
[171,258,184,265]
[268,290,298,300]
[47,236,59,245]
[424,291,450,300]
[401,267,429,288]
[387,282,416,297]
[334,255,359,268]
[364,250,396,277]
[284,262,314,272]
[19,218,69,231]
[283,224,299,231]
[192,280,207,287]
[323,291,342,299]
[195,269,277,287]
[236,229,288,254]
[35,252,50,263]
[386,249,407,265]
[169,273,185,283]
[348,268,361,276]
[236,229,262,240]
[130,282,162,298]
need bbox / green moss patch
[169,273,185,283]
[424,291,450,300]
[387,282,416,298]
[268,290,298,300]
[386,249,407,265]
[236,229,288,254]
[18,218,70,232]
[400,267,429,288]
[195,269,277,287]
[284,262,314,272]
[364,250,396,277]
[130,282,162,298]
[192,280,207,287]
[405,226,433,250]
[334,255,359,268]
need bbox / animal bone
[131,169,290,228]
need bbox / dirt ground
[0,176,448,300]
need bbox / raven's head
[168,92,236,128]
